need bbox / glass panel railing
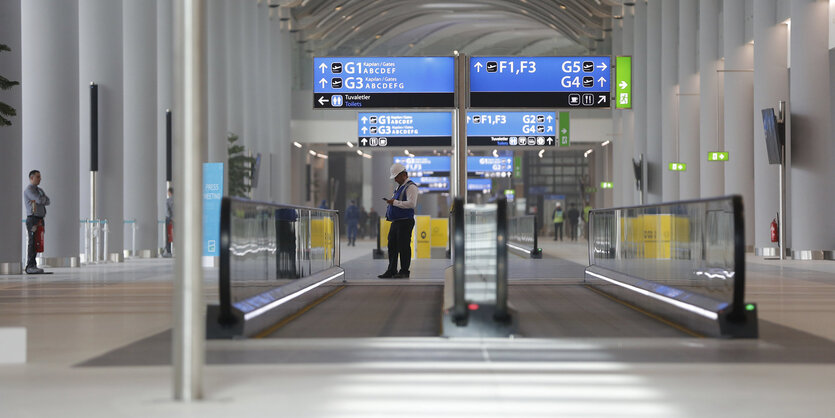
[464,203,498,305]
[212,197,342,336]
[587,195,756,338]
[507,215,542,258]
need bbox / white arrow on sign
[597,95,606,104]
[361,127,368,133]
[318,96,329,106]
[473,62,483,72]
[361,116,368,123]
[597,76,607,85]
[547,115,553,122]
[466,116,471,123]
[319,78,328,88]
[619,80,628,90]
[547,126,553,132]
[561,128,567,134]
[319,62,327,73]
[361,138,368,145]
[596,62,607,71]
[546,137,553,145]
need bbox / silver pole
[173,0,206,401]
[777,100,787,260]
[454,52,468,202]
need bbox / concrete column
[362,156,373,210]
[254,1,270,201]
[225,1,244,141]
[271,13,293,204]
[633,0,647,204]
[699,0,724,198]
[79,0,124,260]
[372,151,395,218]
[21,0,79,263]
[678,0,700,200]
[207,0,227,167]
[723,0,755,247]
[789,0,835,255]
[0,0,22,273]
[242,0,257,154]
[123,0,158,256]
[753,0,788,254]
[611,13,622,208]
[660,0,678,202]
[645,0,662,203]
[620,4,635,207]
[158,0,173,226]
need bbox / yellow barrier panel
[310,218,334,260]
[642,214,672,259]
[430,218,449,248]
[415,216,431,259]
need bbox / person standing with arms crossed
[378,163,419,279]
[23,170,50,274]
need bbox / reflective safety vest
[386,180,417,221]
[583,205,592,222]
[553,209,564,223]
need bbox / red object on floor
[36,222,44,253]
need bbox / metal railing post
[495,198,509,322]
[452,198,467,325]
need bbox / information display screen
[469,56,611,108]
[467,156,513,178]
[467,111,557,147]
[358,112,452,147]
[314,57,455,109]
[467,178,492,192]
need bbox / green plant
[0,44,19,127]
[227,133,256,198]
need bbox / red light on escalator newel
[468,303,479,311]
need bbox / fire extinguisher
[770,213,779,243]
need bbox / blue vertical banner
[203,163,224,257]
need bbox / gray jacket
[24,184,50,217]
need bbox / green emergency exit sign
[668,163,687,171]
[559,111,570,147]
[708,152,729,161]
[615,56,632,109]
[600,182,613,189]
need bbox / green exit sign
[600,182,613,189]
[668,163,687,171]
[708,152,729,161]
[615,56,632,109]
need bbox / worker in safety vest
[552,203,564,241]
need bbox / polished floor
[1,237,835,417]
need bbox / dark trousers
[347,223,358,245]
[553,222,563,241]
[568,221,579,241]
[25,216,43,269]
[386,218,415,274]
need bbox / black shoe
[378,271,395,278]
[393,272,410,279]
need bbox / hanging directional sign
[313,57,455,109]
[393,156,451,177]
[467,156,513,178]
[467,178,492,192]
[466,111,557,147]
[708,151,729,161]
[469,56,611,108]
[358,112,452,147]
[615,56,632,109]
[412,176,449,193]
[668,162,687,171]
[558,111,570,147]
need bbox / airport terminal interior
[1,0,835,416]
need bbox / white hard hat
[390,163,406,179]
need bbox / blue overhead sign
[358,112,452,148]
[467,178,492,192]
[467,111,557,147]
[393,156,451,176]
[313,57,455,109]
[469,56,611,108]
[413,177,449,193]
[467,156,513,178]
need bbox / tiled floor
[1,237,835,417]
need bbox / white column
[242,0,257,153]
[660,0,678,202]
[645,0,662,203]
[753,0,788,253]
[21,0,80,263]
[699,0,724,198]
[123,0,158,255]
[723,0,755,247]
[254,1,270,201]
[79,0,124,260]
[633,0,647,204]
[0,0,22,272]
[270,9,293,204]
[611,12,622,208]
[207,0,227,167]
[678,0,699,200]
[158,0,173,225]
[620,4,635,207]
[225,1,244,141]
[789,0,835,254]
